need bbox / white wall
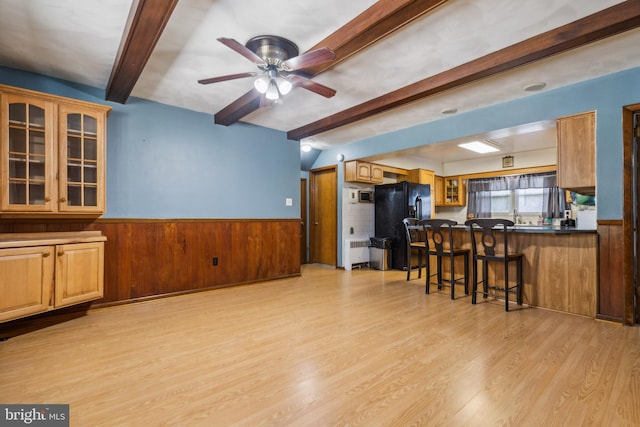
[443,148,556,176]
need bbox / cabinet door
[434,176,444,206]
[443,177,466,206]
[445,178,459,204]
[57,104,106,213]
[557,111,595,193]
[55,241,104,308]
[370,164,384,183]
[356,162,372,181]
[0,93,55,212]
[0,246,54,322]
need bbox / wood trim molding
[457,165,556,181]
[94,218,301,224]
[288,1,640,140]
[106,0,178,103]
[597,219,623,226]
[622,103,639,325]
[214,0,449,126]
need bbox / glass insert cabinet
[1,85,111,216]
[443,177,466,206]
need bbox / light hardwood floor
[1,264,639,426]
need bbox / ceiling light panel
[458,141,500,153]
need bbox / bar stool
[402,218,427,281]
[465,218,524,311]
[420,219,470,299]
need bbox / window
[467,172,566,220]
[490,188,544,216]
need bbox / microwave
[358,190,374,203]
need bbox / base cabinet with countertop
[0,231,105,323]
[439,226,598,317]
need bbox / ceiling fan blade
[198,72,258,85]
[214,89,264,126]
[282,48,335,71]
[290,75,336,98]
[217,37,267,66]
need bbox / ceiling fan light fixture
[275,77,292,96]
[253,75,270,94]
[265,80,280,100]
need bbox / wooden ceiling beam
[303,0,448,75]
[214,0,448,126]
[287,0,640,141]
[106,0,178,103]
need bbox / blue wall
[314,67,640,222]
[0,67,301,219]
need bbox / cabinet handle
[57,251,64,256]
[45,196,51,202]
[43,252,51,257]
[59,197,67,203]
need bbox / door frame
[300,178,307,264]
[309,165,338,266]
[622,103,640,325]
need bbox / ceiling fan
[198,35,337,103]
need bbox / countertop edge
[450,225,597,234]
[0,231,107,249]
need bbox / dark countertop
[450,224,597,234]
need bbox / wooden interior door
[300,178,307,264]
[635,112,640,324]
[310,166,337,266]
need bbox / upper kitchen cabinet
[344,160,384,184]
[0,85,111,216]
[556,111,595,195]
[434,176,444,206]
[443,177,466,206]
[407,169,435,213]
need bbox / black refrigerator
[374,182,431,271]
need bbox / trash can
[369,237,391,271]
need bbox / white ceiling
[0,0,638,167]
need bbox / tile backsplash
[342,185,375,240]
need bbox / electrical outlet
[212,257,218,266]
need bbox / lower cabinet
[0,232,105,323]
[0,245,54,322]
[55,242,104,308]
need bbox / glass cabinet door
[445,178,458,204]
[58,105,104,213]
[2,96,53,211]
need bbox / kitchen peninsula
[446,225,597,317]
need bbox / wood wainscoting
[597,220,624,323]
[0,218,301,306]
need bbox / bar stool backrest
[465,218,515,257]
[403,217,425,245]
[420,219,457,254]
